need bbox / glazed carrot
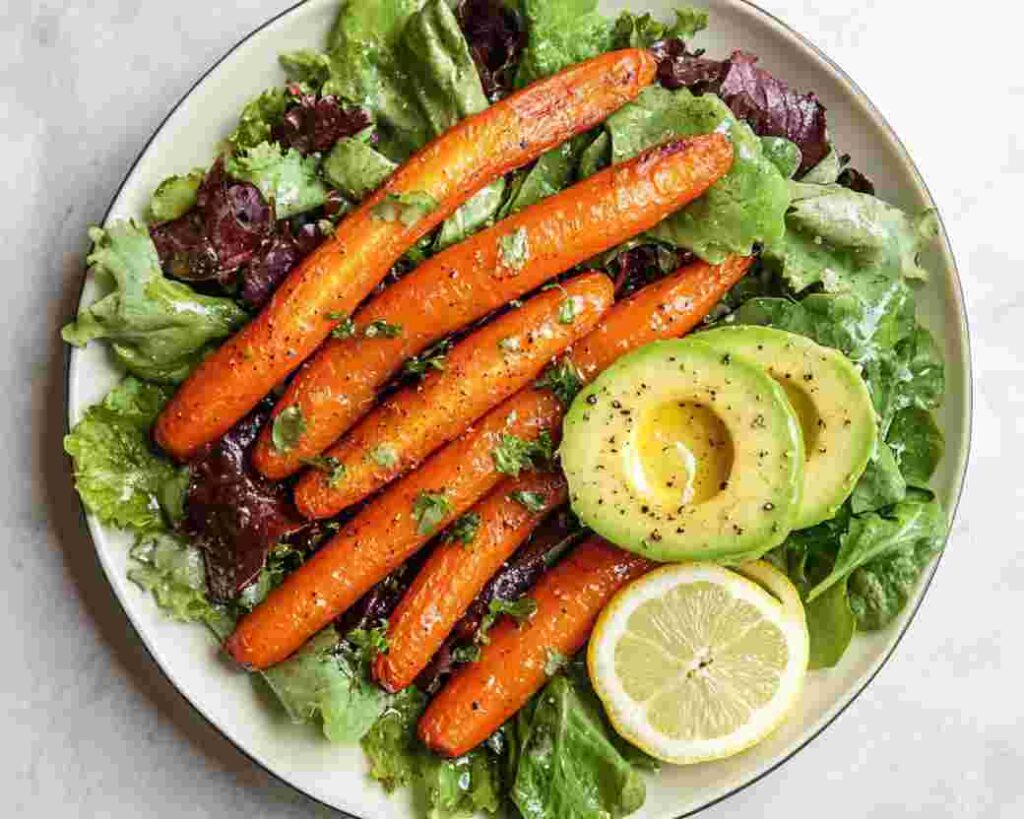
[253,132,735,478]
[374,472,567,693]
[226,256,751,667]
[418,538,652,757]
[225,390,564,669]
[153,49,657,461]
[293,273,611,517]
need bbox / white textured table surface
[2,1,1020,816]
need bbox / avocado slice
[561,339,804,563]
[699,326,876,529]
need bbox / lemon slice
[588,561,809,765]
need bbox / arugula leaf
[512,673,645,819]
[535,357,584,406]
[444,512,481,546]
[886,406,944,487]
[271,405,306,453]
[604,86,790,263]
[412,490,452,535]
[491,431,554,477]
[807,492,945,601]
[516,0,614,86]
[127,534,224,626]
[62,222,247,383]
[228,87,288,152]
[323,135,397,201]
[148,169,204,223]
[64,377,187,532]
[225,143,326,219]
[261,627,386,743]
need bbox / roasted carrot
[293,273,611,517]
[418,537,652,757]
[154,49,657,461]
[225,390,564,669]
[374,471,568,693]
[252,133,734,478]
[226,256,751,668]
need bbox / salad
[64,1,948,816]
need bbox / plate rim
[61,1,973,817]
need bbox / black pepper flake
[611,399,622,409]
[763,502,775,511]
[585,394,598,405]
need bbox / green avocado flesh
[561,339,805,563]
[699,326,877,529]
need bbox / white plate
[66,1,971,816]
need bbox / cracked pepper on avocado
[64,1,947,815]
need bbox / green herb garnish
[271,405,306,453]
[364,319,403,339]
[491,431,555,477]
[444,512,481,547]
[535,357,584,405]
[508,490,548,513]
[498,227,529,271]
[412,490,452,536]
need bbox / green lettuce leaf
[761,136,802,179]
[228,87,289,152]
[604,86,790,262]
[360,686,505,817]
[886,406,944,487]
[278,49,333,89]
[62,222,247,383]
[499,137,587,218]
[516,0,614,86]
[765,181,939,293]
[261,628,386,743]
[127,534,225,627]
[226,143,327,219]
[323,133,397,200]
[512,673,645,819]
[613,7,709,48]
[148,170,204,223]
[64,377,187,532]
[807,492,945,602]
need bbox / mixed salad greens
[64,1,947,816]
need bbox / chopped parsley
[558,296,581,324]
[368,443,399,469]
[491,431,554,477]
[451,644,482,664]
[403,339,452,377]
[329,314,356,340]
[476,596,539,644]
[535,357,584,405]
[544,648,568,676]
[372,191,438,226]
[444,512,481,547]
[300,454,347,486]
[508,489,548,513]
[363,319,403,339]
[412,490,452,536]
[270,405,306,453]
[346,622,389,661]
[498,227,529,271]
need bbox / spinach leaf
[512,673,645,819]
[851,441,907,515]
[261,628,386,743]
[64,377,187,532]
[62,222,247,383]
[804,580,855,669]
[604,86,790,263]
[807,492,945,602]
[886,406,944,487]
